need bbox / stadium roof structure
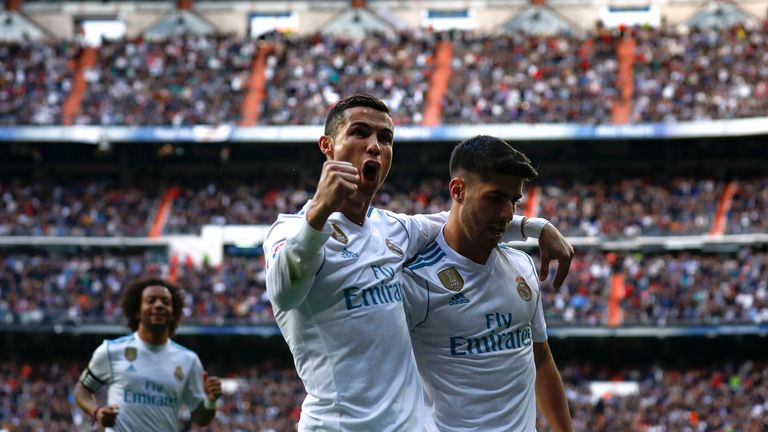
[0,9,49,41]
[321,6,397,40]
[499,5,581,36]
[685,0,757,29]
[143,9,216,39]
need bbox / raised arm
[265,160,356,310]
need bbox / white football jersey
[264,202,443,431]
[403,228,547,432]
[83,332,207,432]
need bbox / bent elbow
[266,283,303,311]
[268,293,298,311]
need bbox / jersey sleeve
[402,268,431,329]
[264,215,330,311]
[181,354,207,410]
[79,341,111,391]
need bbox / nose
[365,137,381,156]
[501,200,516,222]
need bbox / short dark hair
[449,135,538,180]
[120,278,184,335]
[324,93,391,137]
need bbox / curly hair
[120,278,184,336]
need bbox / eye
[379,133,393,145]
[351,127,370,138]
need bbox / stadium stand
[1,357,765,432]
[1,1,767,430]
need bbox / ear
[319,135,334,159]
[449,178,465,203]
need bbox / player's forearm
[501,215,550,243]
[73,382,99,417]
[266,220,329,310]
[412,212,546,247]
[535,361,573,432]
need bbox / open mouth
[361,161,380,183]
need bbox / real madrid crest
[124,347,137,362]
[174,366,184,381]
[516,276,532,301]
[385,239,404,257]
[330,223,349,244]
[438,267,464,292]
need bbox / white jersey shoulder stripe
[404,242,440,269]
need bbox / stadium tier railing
[2,116,768,143]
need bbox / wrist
[204,398,217,410]
[91,406,103,426]
[306,202,332,230]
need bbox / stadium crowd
[4,175,764,238]
[541,248,768,326]
[259,31,433,126]
[632,23,768,123]
[76,35,256,126]
[0,179,158,237]
[1,247,765,327]
[558,360,768,432]
[726,177,768,234]
[1,359,765,431]
[442,29,617,124]
[0,40,74,126]
[3,23,768,126]
[536,176,723,237]
[0,253,273,327]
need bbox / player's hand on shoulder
[537,223,574,289]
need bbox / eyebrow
[348,121,393,134]
[489,191,523,200]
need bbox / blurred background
[0,0,767,430]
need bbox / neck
[443,215,493,265]
[137,327,170,345]
[338,196,372,226]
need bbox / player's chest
[318,221,408,286]
[114,348,188,394]
[427,266,538,328]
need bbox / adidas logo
[126,364,138,373]
[448,293,470,305]
[341,248,359,259]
